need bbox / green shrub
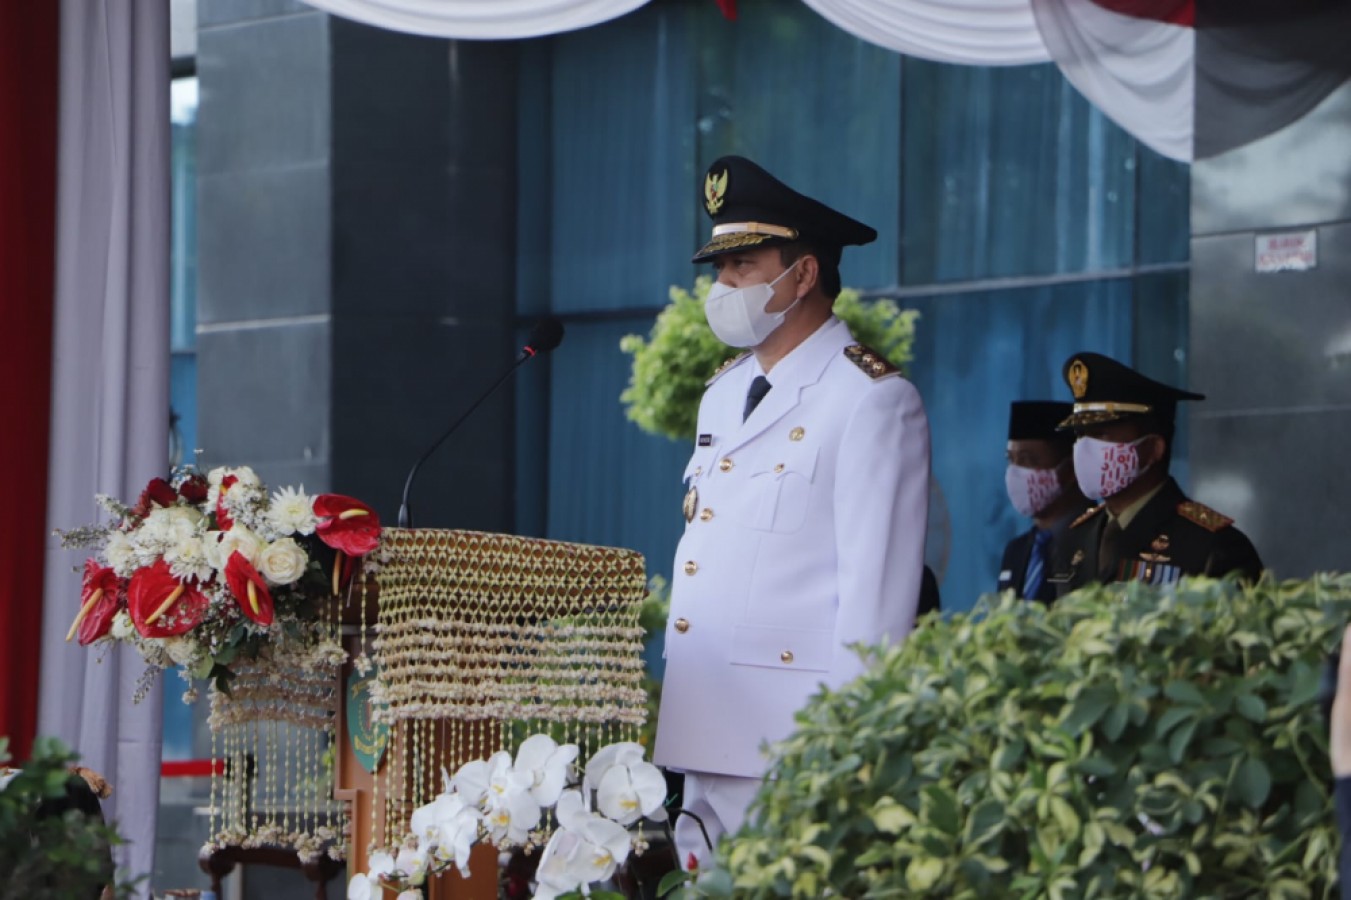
[620,277,918,442]
[726,576,1351,899]
[0,736,130,899]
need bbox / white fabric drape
[299,0,650,39]
[1032,0,1193,161]
[800,0,1051,66]
[38,2,171,896]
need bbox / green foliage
[0,736,131,899]
[726,576,1351,899]
[620,276,919,442]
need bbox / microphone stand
[397,349,537,528]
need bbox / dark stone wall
[197,5,519,530]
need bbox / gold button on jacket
[683,560,699,575]
[674,617,690,634]
[779,650,794,664]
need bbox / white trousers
[674,771,764,870]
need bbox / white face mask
[703,259,801,348]
[1073,435,1152,499]
[1005,461,1067,518]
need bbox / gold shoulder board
[706,351,751,385]
[1071,504,1106,528]
[1177,501,1234,532]
[844,344,899,379]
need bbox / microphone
[397,317,564,528]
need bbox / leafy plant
[620,277,919,442]
[725,576,1351,899]
[0,736,132,899]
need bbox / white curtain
[299,0,650,38]
[800,0,1051,66]
[38,2,171,897]
[1032,0,1193,161]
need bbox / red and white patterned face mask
[1004,462,1067,517]
[1073,436,1152,499]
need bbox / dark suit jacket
[997,528,1059,603]
[1049,477,1262,598]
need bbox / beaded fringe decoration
[368,528,648,853]
[206,613,347,864]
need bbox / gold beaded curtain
[207,609,346,864]
[366,529,648,850]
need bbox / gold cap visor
[1057,401,1153,430]
[692,221,799,263]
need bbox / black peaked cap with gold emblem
[693,156,877,263]
[1058,352,1205,430]
[1008,401,1074,441]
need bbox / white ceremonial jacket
[653,316,930,779]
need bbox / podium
[334,528,649,898]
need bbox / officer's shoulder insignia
[1071,504,1106,528]
[844,344,899,379]
[706,351,751,385]
[1177,500,1234,532]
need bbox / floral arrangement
[61,466,382,698]
[348,736,670,900]
[619,276,920,442]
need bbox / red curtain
[0,3,58,763]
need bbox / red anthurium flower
[128,560,209,638]
[313,494,382,557]
[225,551,275,626]
[216,474,239,530]
[130,477,179,518]
[67,560,122,646]
[178,474,209,504]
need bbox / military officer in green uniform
[1047,352,1262,597]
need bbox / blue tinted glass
[694,0,900,290]
[545,318,694,581]
[171,77,197,352]
[546,5,698,313]
[899,277,1135,613]
[1136,149,1191,265]
[901,60,1138,284]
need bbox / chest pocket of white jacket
[738,441,819,533]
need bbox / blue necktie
[1022,529,1052,600]
[744,375,772,422]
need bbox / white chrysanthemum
[268,485,317,536]
[258,537,307,585]
[110,610,136,641]
[165,535,213,583]
[104,531,137,576]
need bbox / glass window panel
[694,0,900,290]
[1136,148,1191,265]
[546,5,698,313]
[897,277,1136,613]
[901,60,1138,284]
[544,318,694,581]
[171,76,198,352]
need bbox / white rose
[209,525,265,570]
[110,610,135,640]
[258,538,307,585]
[163,636,199,666]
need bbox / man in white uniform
[653,156,931,866]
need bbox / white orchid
[347,851,396,900]
[584,741,667,825]
[409,790,481,876]
[454,750,541,845]
[395,844,429,885]
[533,790,633,900]
[513,733,579,807]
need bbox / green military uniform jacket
[1049,477,1262,598]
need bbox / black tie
[743,376,772,422]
